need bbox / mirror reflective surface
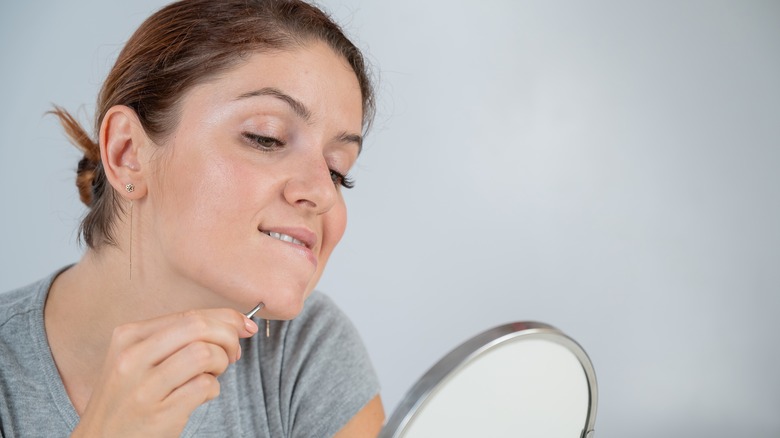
[380,322,597,438]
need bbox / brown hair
[52,0,374,248]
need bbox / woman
[0,0,383,436]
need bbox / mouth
[264,231,306,247]
[259,227,317,251]
[258,225,319,274]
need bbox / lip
[259,226,318,265]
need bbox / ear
[99,105,149,200]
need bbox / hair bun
[76,156,99,205]
[49,105,102,207]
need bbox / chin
[264,262,328,320]
[244,276,313,321]
[206,256,327,320]
[259,284,313,320]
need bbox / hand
[70,309,258,438]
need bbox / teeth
[268,231,305,247]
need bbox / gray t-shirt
[0,270,380,437]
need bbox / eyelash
[242,132,355,189]
[330,170,355,189]
[243,132,285,151]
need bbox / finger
[192,308,258,338]
[115,309,255,372]
[183,308,258,338]
[110,308,256,352]
[145,341,231,400]
[161,373,222,418]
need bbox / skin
[45,42,384,437]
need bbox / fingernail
[236,344,242,362]
[245,318,258,334]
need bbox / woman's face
[139,42,363,319]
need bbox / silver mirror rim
[378,321,598,438]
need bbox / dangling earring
[128,200,133,280]
[126,183,135,280]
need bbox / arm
[334,395,385,438]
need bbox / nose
[283,154,338,214]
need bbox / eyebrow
[236,86,363,154]
[236,87,312,121]
[337,131,363,154]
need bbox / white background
[1,1,778,437]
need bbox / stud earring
[125,183,135,193]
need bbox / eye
[330,169,355,189]
[242,132,285,151]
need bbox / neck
[44,243,219,413]
[50,249,179,329]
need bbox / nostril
[295,199,317,209]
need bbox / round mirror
[380,322,597,438]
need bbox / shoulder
[0,275,51,332]
[0,272,55,359]
[0,270,78,436]
[282,291,369,363]
[277,291,380,436]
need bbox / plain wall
[1,1,778,437]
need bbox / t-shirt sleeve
[279,292,380,438]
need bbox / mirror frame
[379,321,598,438]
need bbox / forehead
[180,43,364,130]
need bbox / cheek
[320,199,348,261]
[161,156,233,220]
[151,148,264,250]
[305,200,347,298]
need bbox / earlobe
[99,105,148,199]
